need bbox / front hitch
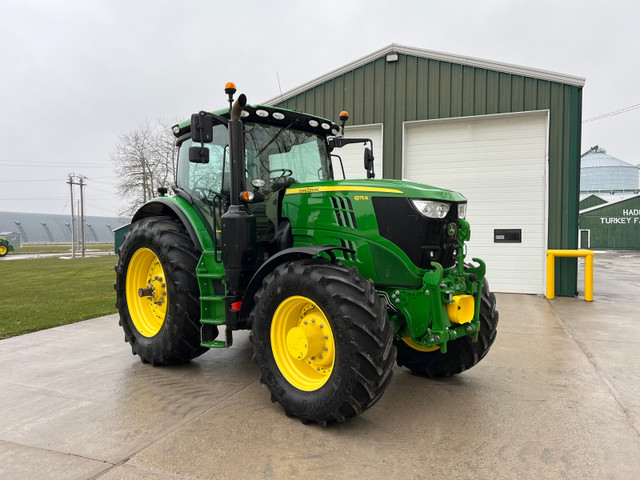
[387,257,486,353]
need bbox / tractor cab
[174,104,342,260]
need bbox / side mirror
[364,147,375,178]
[189,146,210,163]
[191,113,214,143]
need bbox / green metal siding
[275,53,583,296]
[579,197,640,249]
[579,195,607,210]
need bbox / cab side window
[177,124,229,197]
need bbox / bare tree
[112,120,176,217]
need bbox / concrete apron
[1,252,639,479]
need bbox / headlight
[458,203,467,219]
[411,200,450,219]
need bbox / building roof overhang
[264,43,586,105]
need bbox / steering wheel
[268,168,293,180]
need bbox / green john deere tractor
[114,83,498,424]
[0,237,14,257]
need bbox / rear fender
[130,197,214,252]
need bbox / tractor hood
[284,178,467,203]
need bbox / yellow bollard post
[546,249,594,302]
[546,252,556,300]
[584,252,594,302]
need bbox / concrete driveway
[1,251,639,479]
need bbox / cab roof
[172,104,340,139]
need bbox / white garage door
[403,111,549,294]
[332,124,383,180]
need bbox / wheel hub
[285,327,309,359]
[138,275,167,309]
[285,317,330,363]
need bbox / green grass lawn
[0,255,118,338]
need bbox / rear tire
[250,258,396,425]
[115,216,213,365]
[395,278,498,377]
[0,241,8,257]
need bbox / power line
[0,196,68,200]
[583,103,640,123]
[89,177,116,185]
[0,162,111,168]
[0,178,66,183]
[86,203,121,214]
[88,186,115,194]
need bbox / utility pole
[79,176,86,257]
[67,174,87,258]
[67,174,76,258]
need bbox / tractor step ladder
[197,252,229,348]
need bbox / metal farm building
[266,44,585,296]
[578,147,640,250]
[579,195,640,250]
[0,211,128,245]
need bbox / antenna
[276,72,284,102]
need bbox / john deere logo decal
[448,223,458,236]
[286,186,403,195]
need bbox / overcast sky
[1,0,638,218]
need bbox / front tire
[395,278,498,377]
[250,259,396,425]
[115,216,213,365]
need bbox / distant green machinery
[0,237,14,257]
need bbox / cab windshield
[176,121,332,238]
[177,122,332,199]
[244,122,333,187]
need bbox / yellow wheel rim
[126,247,168,337]
[270,296,335,391]
[0,245,7,255]
[402,337,440,352]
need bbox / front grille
[330,196,358,229]
[372,197,459,269]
